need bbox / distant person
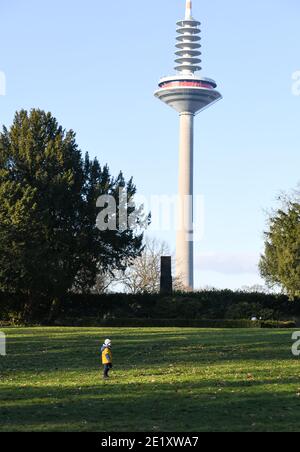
[101,339,113,380]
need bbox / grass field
[0,327,299,432]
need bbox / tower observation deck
[154,0,222,290]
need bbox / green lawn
[0,327,299,432]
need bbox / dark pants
[103,363,112,378]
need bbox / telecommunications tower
[155,0,222,290]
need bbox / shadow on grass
[1,380,300,432]
[2,328,295,373]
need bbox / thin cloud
[196,252,259,275]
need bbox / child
[101,339,113,379]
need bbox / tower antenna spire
[185,0,193,19]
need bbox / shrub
[0,290,299,325]
[51,318,296,329]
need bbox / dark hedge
[0,290,299,326]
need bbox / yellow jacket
[101,346,112,364]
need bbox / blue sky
[0,0,299,289]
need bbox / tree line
[0,109,299,322]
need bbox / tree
[241,284,273,294]
[113,237,183,294]
[0,109,146,314]
[119,238,168,293]
[259,194,300,299]
[91,272,114,295]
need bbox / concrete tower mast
[155,0,222,290]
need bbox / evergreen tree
[0,109,146,313]
[259,197,300,299]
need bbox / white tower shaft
[177,112,194,290]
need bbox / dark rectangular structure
[160,256,173,294]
